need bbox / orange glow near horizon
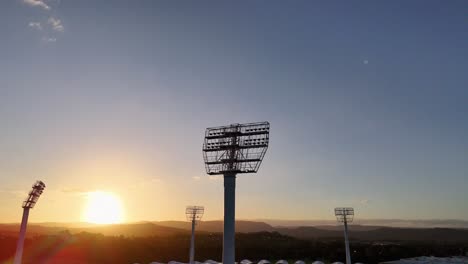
[83,191,124,224]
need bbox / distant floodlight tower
[186,206,204,264]
[203,122,270,264]
[14,181,46,264]
[335,207,354,264]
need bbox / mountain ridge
[2,220,468,242]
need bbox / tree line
[0,231,467,264]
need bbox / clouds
[0,189,27,198]
[28,17,64,34]
[28,22,42,30]
[23,0,50,10]
[48,17,64,32]
[191,175,222,181]
[42,37,57,42]
[61,187,88,195]
[22,0,65,43]
[191,175,224,181]
[209,175,222,181]
[360,199,371,206]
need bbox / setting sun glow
[83,191,124,224]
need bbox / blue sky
[0,0,467,222]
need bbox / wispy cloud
[22,0,65,43]
[61,187,87,195]
[28,22,42,30]
[192,176,201,181]
[150,178,161,183]
[48,17,64,32]
[0,189,27,198]
[209,175,222,181]
[42,37,57,43]
[23,0,50,10]
[360,199,371,206]
[130,177,162,189]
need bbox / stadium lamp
[14,181,46,264]
[186,206,204,264]
[335,207,354,264]
[203,122,270,264]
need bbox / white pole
[14,207,30,264]
[343,217,351,264]
[189,217,196,264]
[223,174,236,264]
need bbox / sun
[83,191,124,224]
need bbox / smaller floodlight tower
[186,206,204,264]
[14,181,46,264]
[335,207,354,264]
[203,122,270,264]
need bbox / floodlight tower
[203,122,270,264]
[335,207,354,264]
[14,181,46,264]
[186,206,204,264]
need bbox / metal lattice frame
[22,181,46,209]
[203,122,270,175]
[335,207,354,223]
[186,206,205,222]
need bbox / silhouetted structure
[203,122,270,264]
[14,180,46,264]
[335,207,354,264]
[186,206,204,264]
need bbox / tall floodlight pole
[186,206,204,264]
[335,207,354,264]
[14,181,46,264]
[203,122,270,264]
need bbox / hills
[156,220,275,233]
[258,219,468,229]
[0,222,186,238]
[276,226,468,241]
[2,220,468,242]
[156,221,468,241]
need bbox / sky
[0,0,467,223]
